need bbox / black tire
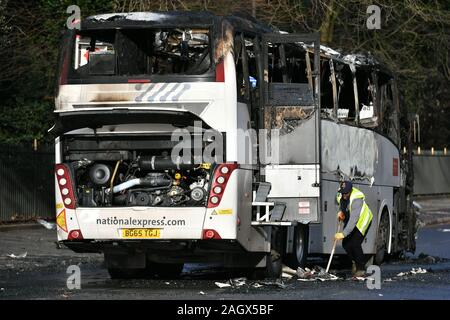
[252,227,284,279]
[375,211,390,265]
[283,224,309,269]
[107,268,146,279]
[146,262,184,279]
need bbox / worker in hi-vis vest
[335,181,373,277]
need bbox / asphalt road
[0,223,449,300]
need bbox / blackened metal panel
[0,145,55,222]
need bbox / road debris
[6,252,27,259]
[296,266,341,281]
[282,265,297,279]
[260,280,287,289]
[215,281,232,288]
[36,219,56,230]
[215,277,246,289]
[231,277,247,287]
[397,267,427,277]
[199,291,206,295]
[214,277,286,290]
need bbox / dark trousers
[342,228,366,270]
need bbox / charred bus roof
[80,11,391,75]
[82,11,271,33]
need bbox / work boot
[351,261,357,275]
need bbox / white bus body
[54,12,415,278]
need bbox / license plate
[121,228,161,239]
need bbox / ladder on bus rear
[251,182,291,226]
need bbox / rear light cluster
[202,229,221,240]
[68,229,83,240]
[207,163,238,208]
[55,164,76,209]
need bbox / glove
[337,211,345,221]
[335,232,345,240]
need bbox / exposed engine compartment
[62,133,217,208]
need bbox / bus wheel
[253,227,284,279]
[145,262,184,279]
[107,268,145,279]
[375,211,390,265]
[283,224,308,269]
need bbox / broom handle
[326,220,342,273]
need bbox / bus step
[254,182,272,202]
[270,202,286,221]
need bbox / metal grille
[0,145,54,222]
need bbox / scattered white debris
[215,281,232,288]
[0,288,5,292]
[164,282,170,285]
[411,267,427,274]
[379,294,383,297]
[231,278,247,287]
[282,265,297,278]
[36,219,56,230]
[6,252,27,259]
[438,229,450,232]
[396,267,427,277]
[199,291,205,295]
[252,283,263,288]
[384,278,393,282]
[296,266,341,281]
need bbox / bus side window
[320,59,335,117]
[335,63,357,123]
[356,69,376,125]
[379,80,399,144]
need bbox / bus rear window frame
[64,26,216,84]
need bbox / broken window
[320,59,335,117]
[379,79,400,144]
[264,42,313,107]
[70,28,211,79]
[267,43,309,84]
[356,69,376,125]
[335,63,356,123]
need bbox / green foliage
[0,98,55,145]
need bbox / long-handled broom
[325,220,342,273]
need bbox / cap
[338,181,353,194]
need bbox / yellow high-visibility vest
[336,187,373,235]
